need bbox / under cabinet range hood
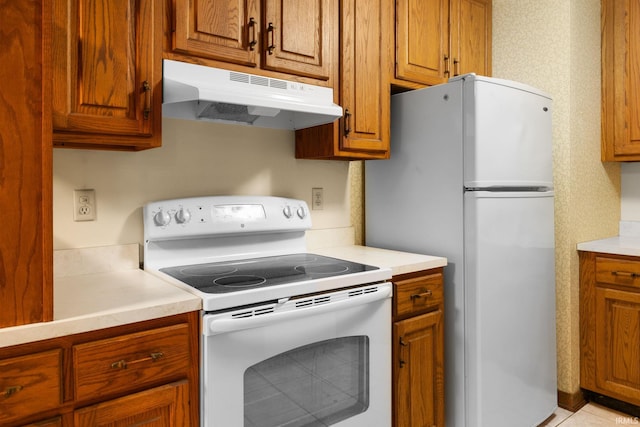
[162,60,342,130]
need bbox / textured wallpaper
[492,0,620,395]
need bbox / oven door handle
[205,284,392,335]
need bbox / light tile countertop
[0,243,446,349]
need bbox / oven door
[201,283,392,427]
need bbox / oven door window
[244,336,369,427]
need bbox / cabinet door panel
[173,0,259,66]
[74,381,190,427]
[262,0,332,80]
[340,0,389,153]
[595,287,640,404]
[396,0,449,85]
[450,0,491,77]
[602,0,640,160]
[394,310,444,427]
[0,350,62,425]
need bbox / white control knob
[283,205,293,218]
[297,206,307,219]
[175,208,191,224]
[153,210,171,226]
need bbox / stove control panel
[144,196,312,241]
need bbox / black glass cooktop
[159,253,379,294]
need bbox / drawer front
[73,324,191,401]
[394,272,444,318]
[0,350,62,424]
[596,256,640,290]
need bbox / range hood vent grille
[162,60,343,130]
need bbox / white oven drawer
[201,283,392,427]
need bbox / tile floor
[540,403,639,426]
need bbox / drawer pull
[110,352,165,370]
[411,290,433,301]
[3,385,23,398]
[612,271,639,278]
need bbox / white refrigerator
[365,74,557,427]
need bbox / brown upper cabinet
[601,0,640,161]
[169,0,336,83]
[394,0,492,88]
[295,0,392,160]
[52,0,163,150]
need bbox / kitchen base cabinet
[580,251,640,407]
[392,268,445,427]
[0,312,199,427]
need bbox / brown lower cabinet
[0,312,199,427]
[580,251,640,406]
[392,268,445,427]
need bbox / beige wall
[493,0,620,396]
[53,118,355,250]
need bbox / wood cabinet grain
[580,251,640,407]
[0,350,62,426]
[601,0,640,161]
[0,312,199,427]
[392,268,445,427]
[169,0,335,83]
[394,0,491,88]
[295,0,391,159]
[0,0,53,328]
[52,0,163,150]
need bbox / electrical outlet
[312,188,323,210]
[73,189,96,221]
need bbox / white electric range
[143,195,393,427]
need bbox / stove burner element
[295,263,349,275]
[214,275,267,288]
[180,265,238,276]
[158,253,380,295]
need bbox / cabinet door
[52,0,162,150]
[0,350,62,426]
[395,0,450,85]
[595,287,640,404]
[172,0,259,67]
[602,0,640,160]
[449,0,491,77]
[340,0,390,154]
[262,0,334,80]
[394,310,445,427]
[74,381,190,426]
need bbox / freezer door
[463,78,553,188]
[464,190,557,427]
